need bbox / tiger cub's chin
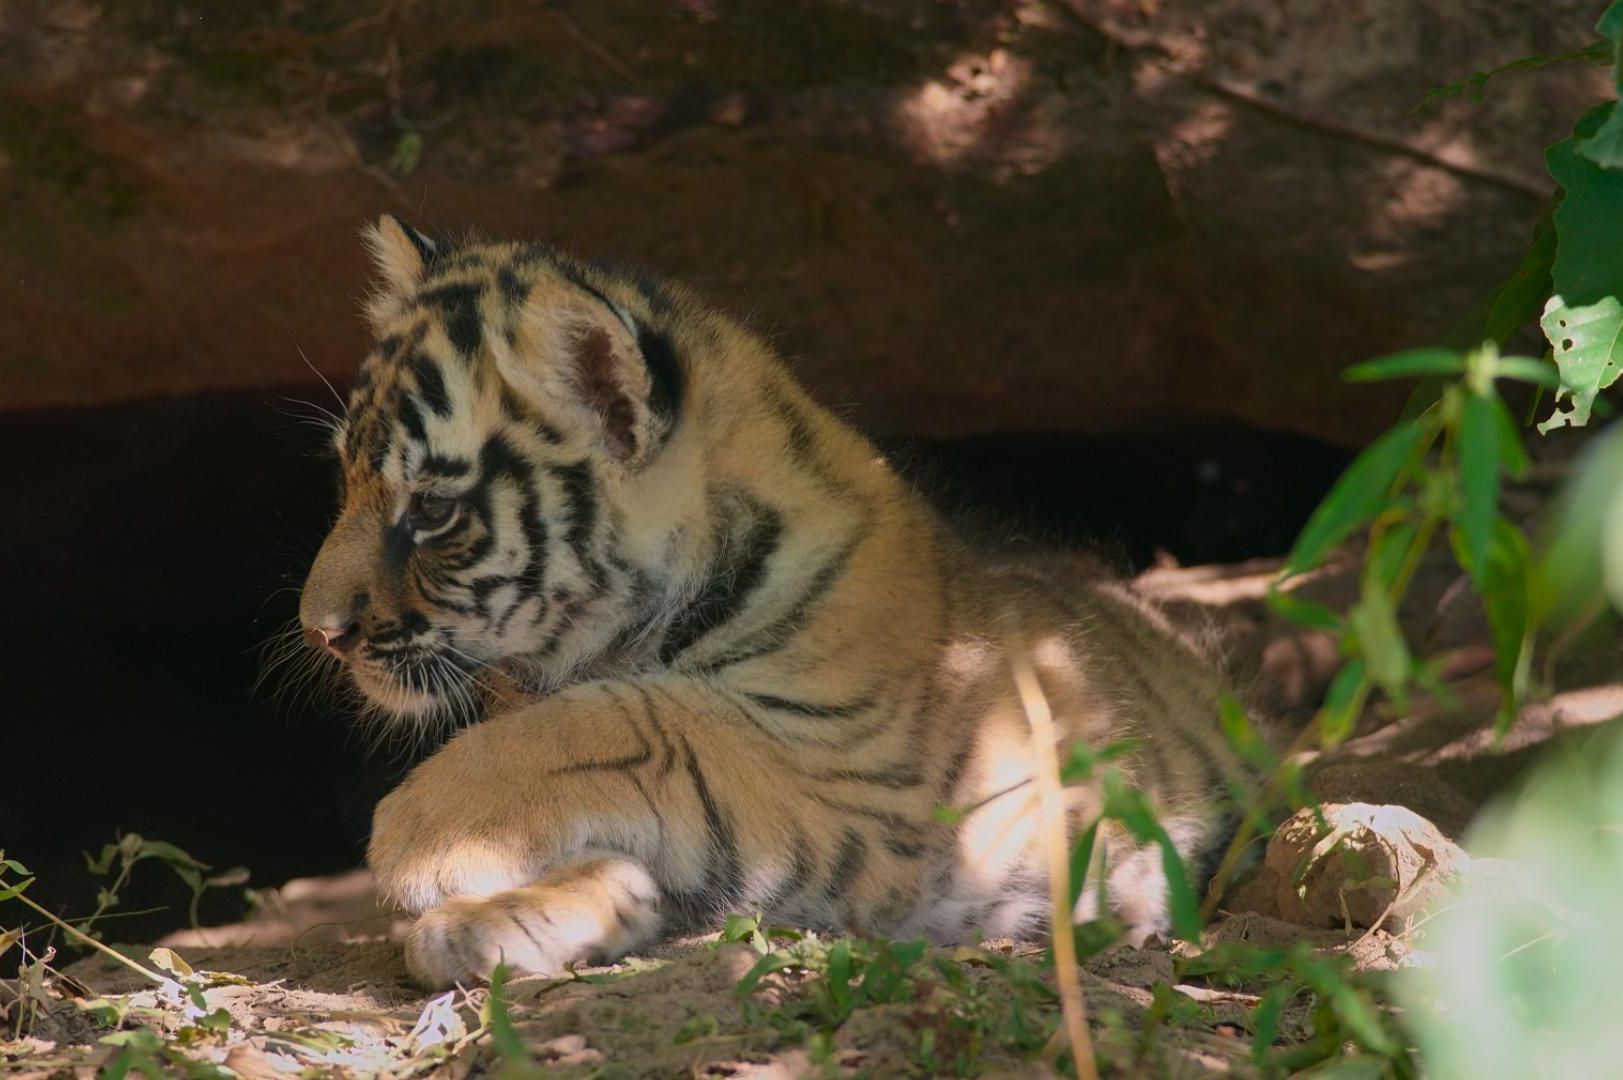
[297,214,1261,986]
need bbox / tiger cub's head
[299,216,690,725]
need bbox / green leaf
[85,844,120,876]
[1483,216,1559,346]
[1349,582,1411,711]
[1483,521,1534,733]
[1101,774,1202,940]
[0,877,35,902]
[1539,127,1623,431]
[1457,390,1502,583]
[1251,981,1296,1068]
[484,964,530,1065]
[1067,818,1101,912]
[1345,348,1464,382]
[135,840,211,873]
[1319,659,1368,745]
[1072,917,1124,960]
[673,1012,720,1044]
[827,940,853,1014]
[1539,293,1623,432]
[1366,518,1420,593]
[1491,355,1562,389]
[735,951,798,995]
[1266,586,1343,632]
[390,130,424,176]
[1219,694,1277,772]
[1577,107,1623,170]
[1491,395,1532,475]
[720,913,759,943]
[1327,982,1400,1056]
[1060,742,1096,785]
[1601,0,1623,45]
[1,857,29,876]
[1286,422,1426,576]
[1549,116,1623,300]
[1538,423,1623,621]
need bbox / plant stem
[1008,634,1099,1080]
[9,890,168,986]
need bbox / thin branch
[9,890,169,987]
[1046,1,1550,200]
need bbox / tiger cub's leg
[404,857,660,989]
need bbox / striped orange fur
[298,216,1252,988]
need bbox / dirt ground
[5,532,1621,1076]
[14,909,1417,1077]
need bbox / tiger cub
[298,216,1249,988]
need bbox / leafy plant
[726,923,1065,1077]
[79,833,249,941]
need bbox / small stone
[1266,803,1468,931]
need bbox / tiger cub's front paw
[368,777,539,914]
[403,858,663,989]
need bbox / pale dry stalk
[1008,634,1099,1080]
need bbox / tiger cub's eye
[407,492,459,532]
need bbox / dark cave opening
[2,388,1350,944]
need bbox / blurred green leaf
[1102,773,1202,941]
[1457,390,1502,582]
[735,951,798,995]
[0,877,34,902]
[1266,586,1343,632]
[1067,817,1100,913]
[1286,423,1426,576]
[1366,518,1420,593]
[1349,583,1411,711]
[1491,355,1561,389]
[1537,423,1623,620]
[1490,395,1532,475]
[1345,349,1464,382]
[484,963,530,1065]
[1320,659,1369,745]
[1251,980,1295,1067]
[1482,521,1534,733]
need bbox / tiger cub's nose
[304,621,361,658]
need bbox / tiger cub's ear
[496,278,672,468]
[361,215,438,330]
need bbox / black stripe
[703,524,867,671]
[552,461,598,550]
[497,264,528,305]
[420,452,471,478]
[409,353,452,417]
[745,690,876,719]
[775,829,817,905]
[675,735,743,911]
[825,829,868,899]
[798,763,923,789]
[638,323,683,430]
[389,216,439,268]
[397,393,427,444]
[660,497,784,664]
[420,282,483,357]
